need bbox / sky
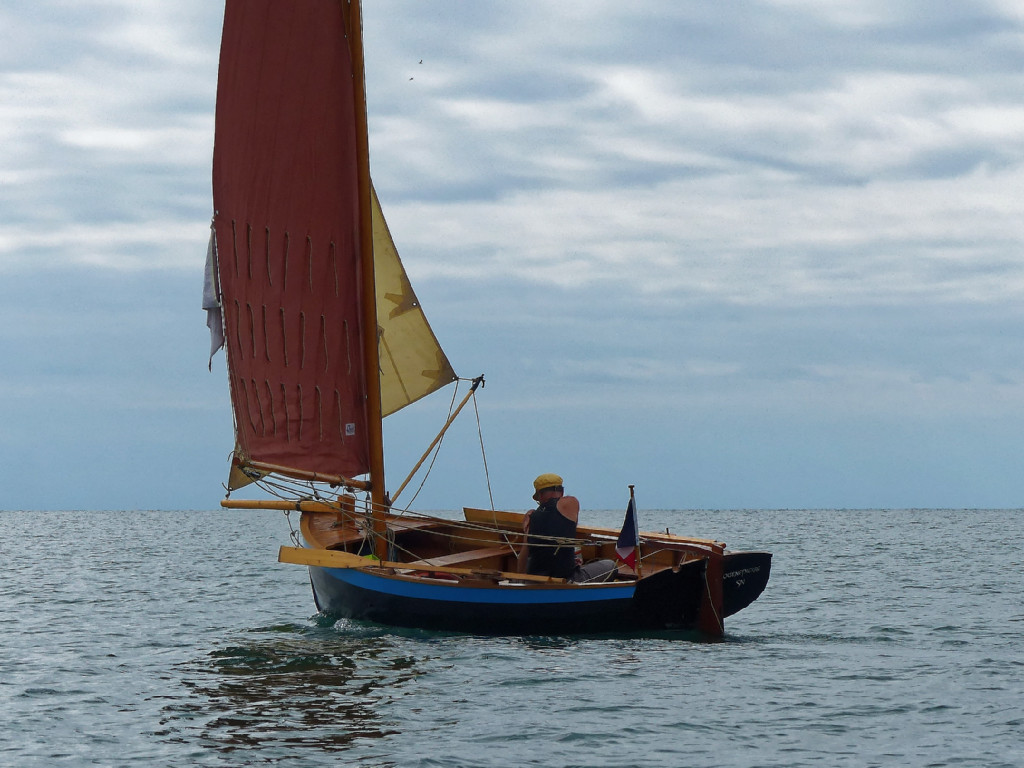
[2,0,1023,512]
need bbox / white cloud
[0,219,206,270]
[0,2,216,272]
[377,157,1024,308]
[360,3,1024,329]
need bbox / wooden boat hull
[306,558,709,635]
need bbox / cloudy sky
[3,0,1023,513]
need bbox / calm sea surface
[1,508,1021,768]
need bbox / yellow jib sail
[372,185,457,417]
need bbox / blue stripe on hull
[326,567,636,604]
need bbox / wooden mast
[347,0,388,558]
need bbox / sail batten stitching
[320,315,329,371]
[299,312,306,369]
[262,305,270,361]
[282,231,290,290]
[239,377,258,436]
[279,308,288,367]
[246,223,253,279]
[265,226,272,286]
[246,303,256,358]
[265,379,276,435]
[296,384,303,442]
[252,378,266,436]
[232,300,243,358]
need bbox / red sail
[212,0,370,480]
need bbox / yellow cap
[532,473,563,499]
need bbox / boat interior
[297,502,726,584]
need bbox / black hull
[722,551,772,618]
[308,559,708,635]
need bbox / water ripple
[2,509,1023,767]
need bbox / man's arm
[556,495,580,522]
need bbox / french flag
[615,497,639,569]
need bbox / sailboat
[205,0,770,636]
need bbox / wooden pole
[241,461,370,491]
[347,0,388,559]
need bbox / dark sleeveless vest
[526,497,577,578]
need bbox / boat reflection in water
[167,626,427,755]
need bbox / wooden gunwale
[462,507,726,553]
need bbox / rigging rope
[249,471,588,555]
[401,378,462,509]
[703,567,724,633]
[473,391,495,511]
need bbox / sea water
[0,508,1021,768]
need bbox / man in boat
[520,473,617,583]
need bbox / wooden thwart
[403,546,510,569]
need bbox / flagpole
[629,485,642,578]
